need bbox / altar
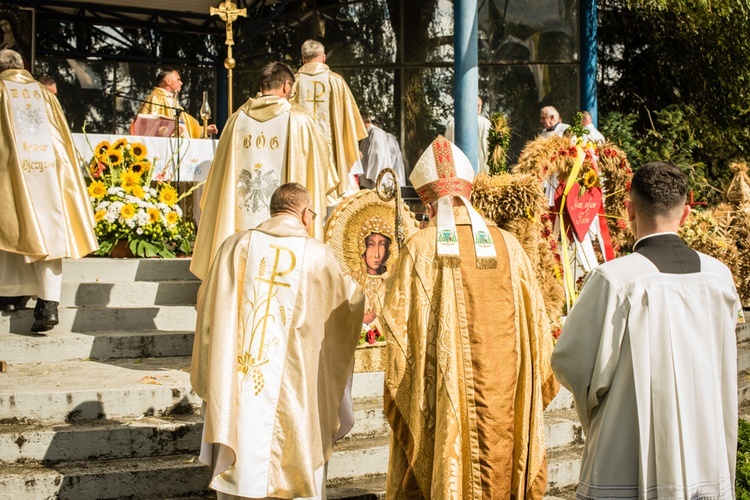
[71,133,218,182]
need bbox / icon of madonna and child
[324,190,419,345]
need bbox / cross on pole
[210,1,247,116]
[687,191,707,208]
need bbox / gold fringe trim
[439,255,461,268]
[476,257,498,269]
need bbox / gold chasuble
[0,69,98,261]
[191,216,364,498]
[190,95,337,280]
[133,87,203,138]
[292,62,366,199]
[382,207,558,500]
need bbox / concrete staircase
[0,257,618,499]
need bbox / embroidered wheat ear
[258,257,266,277]
[279,306,287,326]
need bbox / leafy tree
[599,0,750,197]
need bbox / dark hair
[362,232,392,275]
[630,161,688,215]
[270,182,310,215]
[155,67,178,86]
[260,62,294,92]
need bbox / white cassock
[539,122,570,139]
[552,241,740,500]
[359,125,391,189]
[444,114,492,174]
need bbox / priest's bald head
[270,183,316,229]
[626,161,690,239]
[0,49,23,71]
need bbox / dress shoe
[31,299,59,333]
[0,296,26,312]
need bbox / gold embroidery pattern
[238,246,296,395]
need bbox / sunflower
[130,142,148,160]
[106,148,124,166]
[582,168,599,189]
[88,180,107,199]
[94,141,111,158]
[111,138,127,150]
[159,184,179,207]
[130,185,145,199]
[147,207,161,224]
[130,161,151,175]
[94,210,106,222]
[120,204,136,219]
[120,171,141,192]
[165,211,180,225]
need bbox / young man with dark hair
[552,161,742,499]
[190,62,337,281]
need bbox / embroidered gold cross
[253,245,295,359]
[305,81,326,116]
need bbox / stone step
[62,257,196,283]
[739,340,750,374]
[0,453,211,500]
[0,330,195,364]
[0,305,197,334]
[0,415,202,465]
[0,357,198,423]
[60,280,199,308]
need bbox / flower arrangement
[84,137,196,258]
[360,324,385,345]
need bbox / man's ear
[625,199,636,222]
[678,204,691,226]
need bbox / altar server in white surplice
[552,161,742,500]
[0,49,98,332]
[291,39,367,204]
[190,62,338,281]
[191,183,365,500]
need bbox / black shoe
[31,299,59,333]
[0,296,25,312]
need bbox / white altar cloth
[71,133,218,182]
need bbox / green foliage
[601,104,715,202]
[737,418,750,499]
[599,0,750,201]
[487,112,511,175]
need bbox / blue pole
[454,0,479,173]
[581,0,598,126]
[216,65,229,133]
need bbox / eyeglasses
[306,208,317,221]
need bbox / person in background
[581,110,605,143]
[37,75,57,95]
[539,105,569,138]
[444,96,492,173]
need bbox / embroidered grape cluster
[251,369,265,395]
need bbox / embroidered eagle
[237,168,279,213]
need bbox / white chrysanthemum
[107,186,125,196]
[136,228,144,235]
[134,211,150,227]
[95,201,111,211]
[156,202,168,212]
[173,205,183,217]
[124,218,136,228]
[149,188,158,197]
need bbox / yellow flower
[111,138,127,150]
[130,142,148,160]
[87,180,107,199]
[165,211,179,225]
[94,141,111,158]
[120,204,136,219]
[130,185,145,199]
[94,210,106,222]
[131,161,151,175]
[120,170,141,191]
[583,169,599,189]
[147,207,161,224]
[106,148,124,166]
[159,184,179,207]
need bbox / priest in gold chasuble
[190,62,337,281]
[291,40,367,204]
[191,183,364,499]
[131,67,214,138]
[0,49,98,331]
[382,136,559,500]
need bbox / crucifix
[210,1,247,116]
